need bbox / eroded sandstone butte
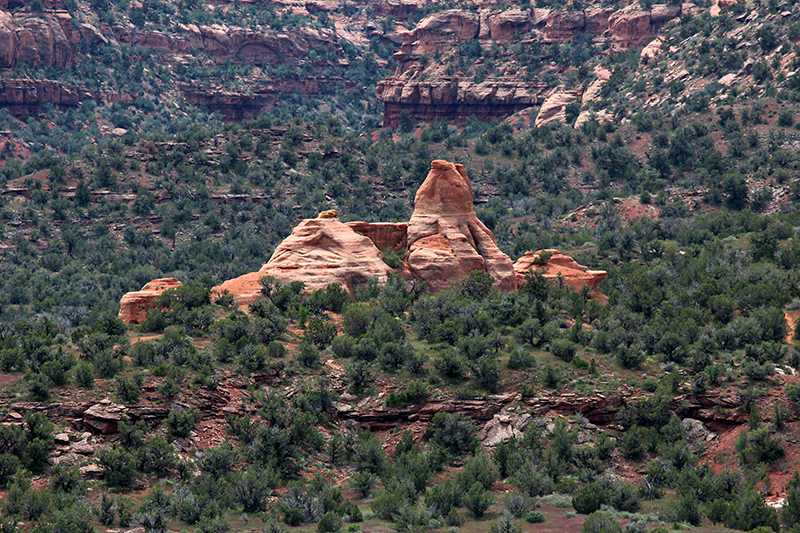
[118,278,181,324]
[513,249,607,301]
[406,160,517,292]
[123,164,608,318]
[213,217,394,305]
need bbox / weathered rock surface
[485,9,533,42]
[513,249,607,300]
[0,10,72,68]
[535,88,580,127]
[407,160,517,292]
[377,4,685,126]
[182,77,356,121]
[345,221,408,251]
[214,217,394,303]
[479,411,532,446]
[118,278,182,325]
[377,77,549,129]
[0,78,128,115]
[392,10,479,63]
[83,401,127,435]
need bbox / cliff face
[377,3,685,127]
[182,78,357,121]
[0,78,129,115]
[377,78,550,130]
[0,7,347,116]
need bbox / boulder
[84,401,127,434]
[118,278,181,324]
[214,217,394,303]
[535,88,580,127]
[650,3,681,23]
[406,160,516,292]
[513,249,606,300]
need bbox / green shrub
[551,339,577,362]
[297,341,320,367]
[463,482,494,518]
[318,511,343,533]
[74,361,95,388]
[165,406,201,439]
[573,482,605,514]
[582,511,622,533]
[97,446,137,488]
[525,511,546,524]
[426,412,478,458]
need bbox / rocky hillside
[3,0,800,531]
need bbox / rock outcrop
[214,217,395,304]
[0,78,129,115]
[345,221,408,251]
[0,10,73,68]
[378,4,685,127]
[182,77,356,121]
[513,249,607,300]
[377,78,549,129]
[406,160,517,292]
[535,88,580,127]
[118,278,181,324]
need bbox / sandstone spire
[406,160,517,292]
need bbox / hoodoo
[406,160,517,292]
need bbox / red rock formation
[182,78,357,121]
[485,9,532,42]
[377,77,549,129]
[607,5,654,48]
[214,217,394,304]
[0,78,128,115]
[392,10,479,63]
[406,160,517,292]
[544,9,586,41]
[118,278,182,324]
[345,221,408,251]
[0,10,72,68]
[513,250,606,300]
[535,88,580,127]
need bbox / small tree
[349,471,378,498]
[463,482,494,518]
[582,511,622,533]
[490,511,521,533]
[317,511,343,533]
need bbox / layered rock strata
[118,278,181,325]
[377,78,550,129]
[379,4,685,127]
[0,78,129,115]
